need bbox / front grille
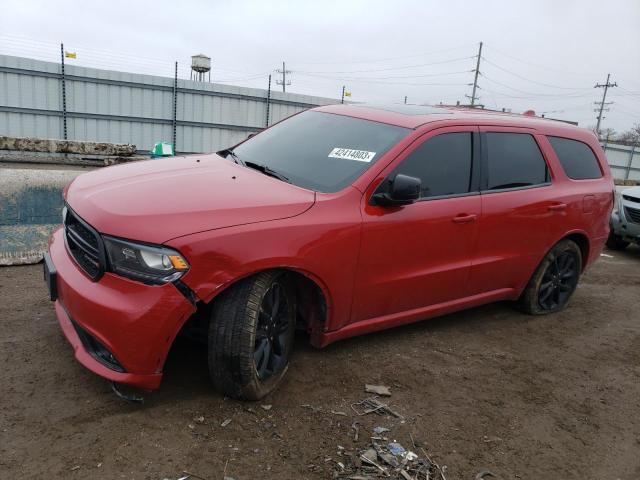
[64,207,105,280]
[625,206,640,224]
[72,320,125,372]
[623,194,640,204]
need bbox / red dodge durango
[44,104,613,400]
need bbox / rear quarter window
[485,133,549,190]
[547,136,603,180]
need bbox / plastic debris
[351,396,403,419]
[388,442,406,456]
[373,426,390,434]
[220,418,232,427]
[406,451,418,461]
[365,384,392,396]
[336,439,448,480]
[260,404,272,411]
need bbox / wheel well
[284,270,328,335]
[565,233,590,271]
[178,268,328,344]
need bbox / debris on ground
[352,422,360,442]
[193,415,205,424]
[168,471,210,480]
[475,469,496,479]
[331,410,348,416]
[338,440,448,479]
[260,404,272,411]
[365,384,392,396]
[351,396,404,418]
[373,426,390,435]
[220,418,232,427]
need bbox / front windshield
[231,110,410,193]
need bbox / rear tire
[208,271,296,400]
[606,231,629,250]
[518,239,582,315]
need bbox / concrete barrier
[0,167,86,265]
[0,135,136,156]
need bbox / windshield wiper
[218,148,245,166]
[244,161,290,183]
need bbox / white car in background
[609,186,640,250]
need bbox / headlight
[103,236,189,285]
[614,190,622,212]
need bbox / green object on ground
[150,142,174,157]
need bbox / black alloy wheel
[537,249,580,311]
[254,282,291,380]
[518,239,583,315]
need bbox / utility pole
[172,61,178,153]
[404,96,407,104]
[60,43,67,140]
[594,73,617,137]
[276,61,291,93]
[467,41,483,107]
[265,74,271,127]
[341,85,345,104]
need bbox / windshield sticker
[328,148,376,162]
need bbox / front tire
[518,239,582,315]
[208,271,296,400]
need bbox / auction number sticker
[328,147,376,162]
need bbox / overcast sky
[2,0,639,132]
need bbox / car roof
[314,103,588,135]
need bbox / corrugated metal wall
[603,142,640,181]
[0,54,337,153]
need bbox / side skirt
[314,288,517,347]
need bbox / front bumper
[48,228,196,390]
[611,201,640,243]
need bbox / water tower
[191,54,211,82]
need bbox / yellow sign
[344,91,352,97]
[65,51,77,59]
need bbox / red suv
[44,105,613,400]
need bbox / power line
[291,43,475,66]
[481,87,594,101]
[483,44,595,78]
[481,75,596,98]
[295,73,469,87]
[296,69,472,81]
[481,56,593,90]
[295,55,474,75]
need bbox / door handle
[548,203,567,212]
[452,213,477,224]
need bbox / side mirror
[372,174,421,206]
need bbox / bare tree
[618,123,640,146]
[599,127,617,142]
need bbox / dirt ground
[1,248,639,480]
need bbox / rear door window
[484,133,549,190]
[390,132,474,198]
[547,136,603,180]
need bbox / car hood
[66,154,316,244]
[620,185,640,198]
